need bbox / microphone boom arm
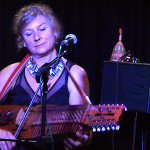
[36,50,67,83]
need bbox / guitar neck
[25,104,125,139]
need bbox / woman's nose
[34,31,42,41]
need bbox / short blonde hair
[13,3,63,50]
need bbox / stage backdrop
[0,0,150,105]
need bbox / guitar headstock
[81,104,126,132]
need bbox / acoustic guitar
[0,104,126,142]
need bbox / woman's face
[22,15,57,57]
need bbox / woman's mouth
[35,42,46,47]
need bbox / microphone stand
[35,49,67,148]
[35,40,92,148]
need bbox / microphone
[61,34,77,46]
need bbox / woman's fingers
[0,130,16,150]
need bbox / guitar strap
[60,58,92,104]
[0,53,30,101]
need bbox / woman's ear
[54,31,58,38]
[23,41,26,47]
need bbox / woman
[0,3,92,150]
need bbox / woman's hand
[63,130,92,150]
[0,129,16,150]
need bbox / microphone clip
[119,50,131,62]
[119,50,140,63]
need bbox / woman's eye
[39,27,46,31]
[25,32,32,36]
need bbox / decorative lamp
[110,28,126,61]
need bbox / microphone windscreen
[65,34,77,45]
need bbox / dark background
[1,0,150,105]
[1,0,150,149]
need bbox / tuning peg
[106,126,111,131]
[93,127,97,132]
[97,127,101,132]
[107,108,112,112]
[101,126,106,132]
[111,125,116,131]
[100,108,104,112]
[115,125,120,130]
